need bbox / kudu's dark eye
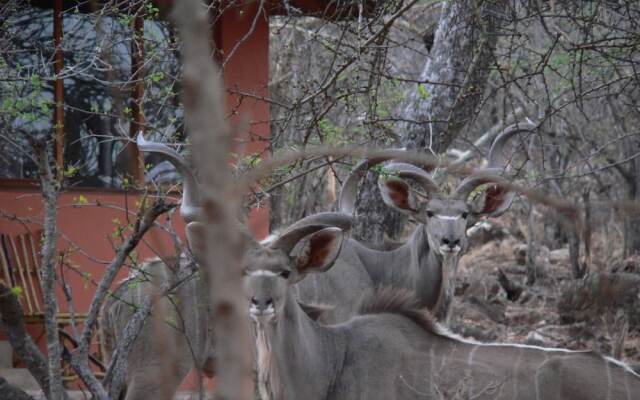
[461,212,469,219]
[279,270,291,279]
[426,211,434,218]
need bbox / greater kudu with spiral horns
[102,135,355,400]
[296,122,533,321]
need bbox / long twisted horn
[487,121,537,169]
[452,122,536,215]
[452,172,510,200]
[452,173,514,217]
[136,133,202,223]
[377,162,439,195]
[270,212,352,254]
[338,149,430,215]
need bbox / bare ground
[450,219,640,371]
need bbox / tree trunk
[0,283,51,397]
[354,0,508,242]
[401,0,508,153]
[33,139,66,400]
[569,220,582,278]
[353,171,406,243]
[624,134,640,257]
[607,98,640,257]
[172,1,253,399]
[353,171,390,243]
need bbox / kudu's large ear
[377,162,439,217]
[379,177,419,215]
[454,121,535,222]
[456,173,515,224]
[467,183,515,218]
[291,227,345,278]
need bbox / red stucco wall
[0,186,186,312]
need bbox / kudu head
[340,123,533,257]
[244,214,349,325]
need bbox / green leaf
[417,85,430,100]
[118,15,133,26]
[3,98,14,112]
[82,272,91,290]
[64,165,79,178]
[145,2,160,19]
[29,74,41,87]
[127,280,140,290]
[148,72,164,82]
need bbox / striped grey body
[320,124,538,321]
[252,274,640,400]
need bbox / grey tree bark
[400,0,507,153]
[354,0,508,242]
[624,134,640,257]
[33,138,67,400]
[353,171,395,243]
[172,1,253,399]
[0,282,48,399]
[607,99,640,257]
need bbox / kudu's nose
[441,237,460,249]
[250,296,273,310]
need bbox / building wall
[215,0,271,242]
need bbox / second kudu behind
[297,122,534,321]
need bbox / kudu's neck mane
[357,287,450,339]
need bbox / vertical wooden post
[211,3,224,64]
[214,2,271,239]
[128,5,145,182]
[53,0,64,171]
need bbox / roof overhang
[28,0,384,21]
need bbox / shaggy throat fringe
[256,326,282,400]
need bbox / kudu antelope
[102,136,356,400]
[246,238,640,400]
[298,123,534,320]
